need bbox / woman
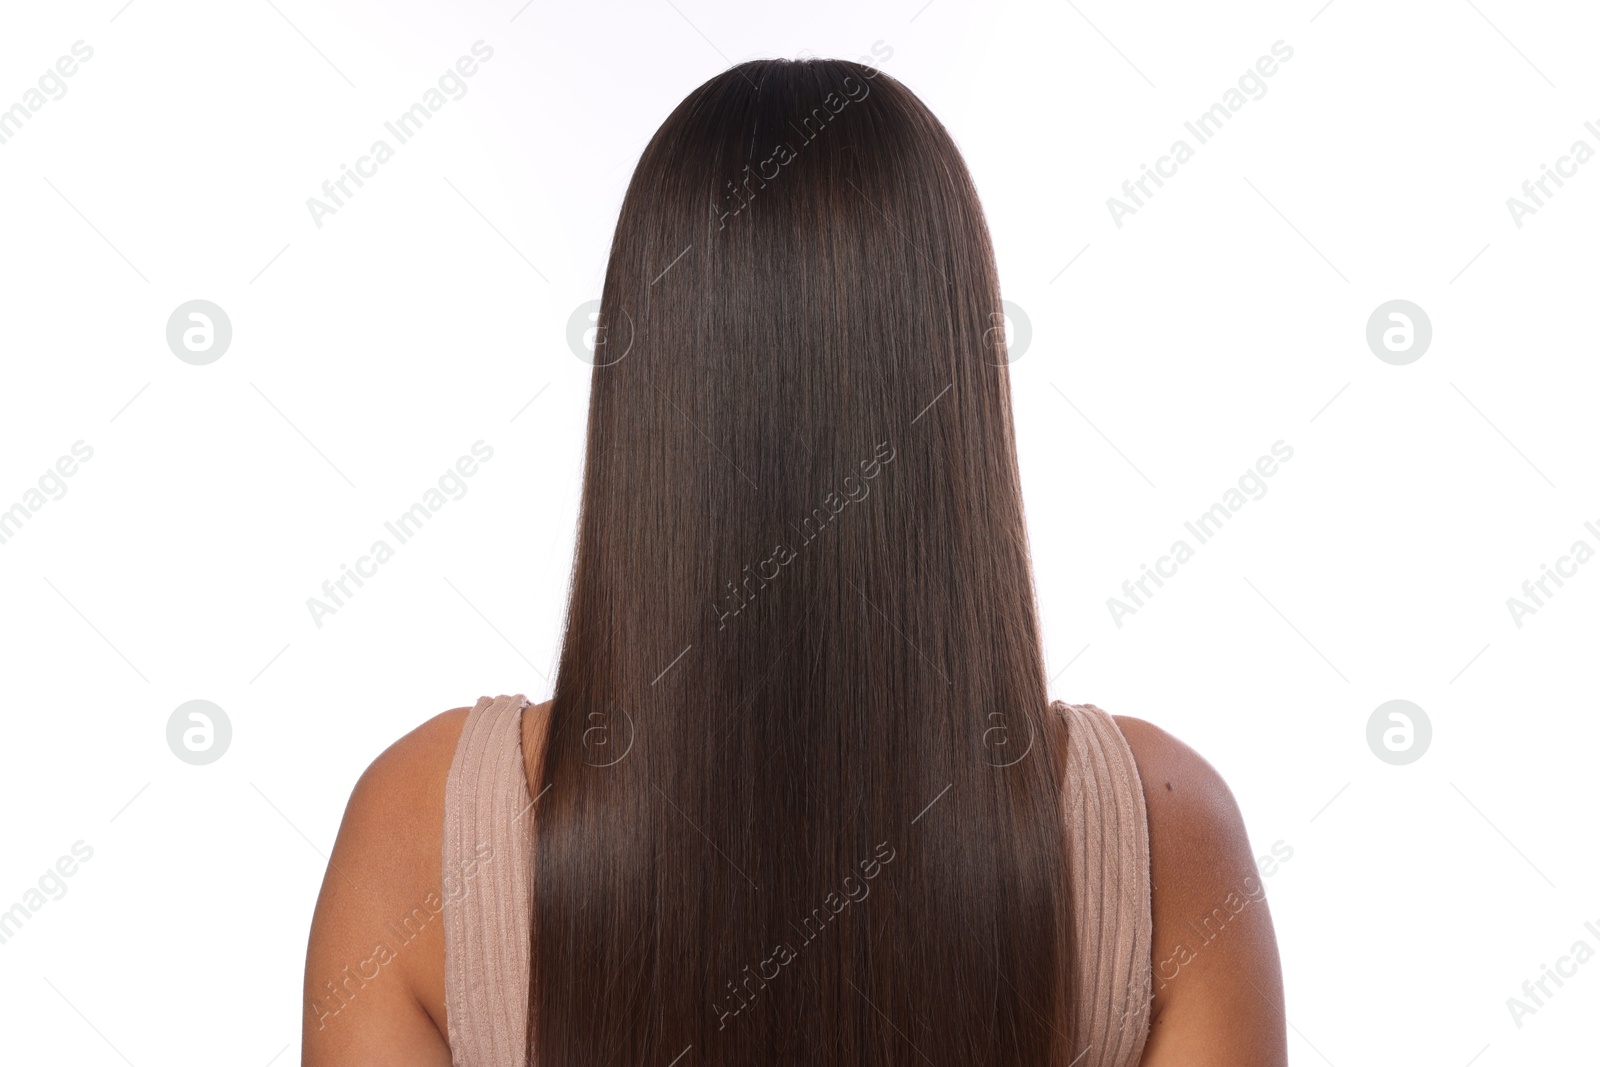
[303,58,1286,1066]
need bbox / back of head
[536,57,1072,1065]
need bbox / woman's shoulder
[1107,712,1289,1066]
[302,698,556,1063]
[301,705,475,1064]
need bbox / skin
[302,703,1285,1066]
[1114,716,1288,1067]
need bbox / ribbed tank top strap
[1057,700,1154,1067]
[442,694,534,1067]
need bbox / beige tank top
[442,695,1153,1067]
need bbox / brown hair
[533,57,1072,1065]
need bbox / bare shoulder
[1112,715,1250,870]
[1112,715,1288,1067]
[302,706,473,1067]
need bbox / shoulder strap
[442,694,535,1065]
[1056,700,1154,1067]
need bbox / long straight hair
[534,58,1072,1066]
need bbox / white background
[2,0,1596,1063]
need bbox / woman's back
[302,693,1286,1065]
